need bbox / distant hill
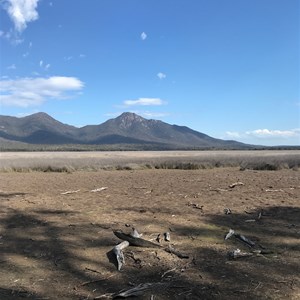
[0,112,253,150]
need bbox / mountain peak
[116,112,146,129]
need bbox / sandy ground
[0,168,299,299]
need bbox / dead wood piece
[85,267,102,274]
[265,189,284,192]
[228,249,253,259]
[130,228,142,238]
[234,233,255,248]
[91,187,108,192]
[113,241,129,271]
[224,208,232,215]
[224,229,235,240]
[156,234,161,243]
[229,182,244,188]
[113,230,162,248]
[113,283,166,298]
[161,267,177,278]
[61,189,80,195]
[164,232,170,242]
[188,202,203,210]
[165,245,189,259]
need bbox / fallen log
[113,230,162,248]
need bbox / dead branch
[161,267,177,278]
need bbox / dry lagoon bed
[0,151,300,299]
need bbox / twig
[161,267,177,278]
[85,267,102,274]
[80,274,115,286]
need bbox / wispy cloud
[64,56,73,61]
[124,98,166,106]
[39,60,50,71]
[1,0,40,33]
[157,72,166,80]
[0,76,84,107]
[225,131,241,139]
[7,64,16,70]
[140,32,147,40]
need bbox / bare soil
[0,168,299,299]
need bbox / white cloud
[246,129,300,138]
[140,32,147,40]
[157,72,166,80]
[124,98,166,106]
[39,60,43,67]
[45,64,50,70]
[0,76,84,107]
[2,0,40,33]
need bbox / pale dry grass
[0,150,299,172]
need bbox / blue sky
[0,0,299,146]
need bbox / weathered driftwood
[224,229,235,240]
[229,182,244,188]
[224,229,255,248]
[113,241,129,271]
[113,230,162,248]
[228,248,253,259]
[91,187,108,192]
[61,189,80,195]
[164,232,170,242]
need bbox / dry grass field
[0,151,299,299]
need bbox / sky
[0,0,299,146]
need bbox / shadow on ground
[0,204,299,299]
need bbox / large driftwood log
[113,230,162,248]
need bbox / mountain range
[0,112,251,150]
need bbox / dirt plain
[0,152,300,299]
